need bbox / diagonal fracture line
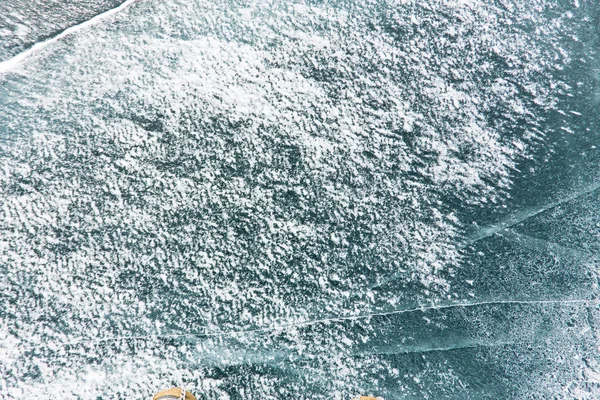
[467,181,600,244]
[374,182,600,290]
[0,0,140,74]
[13,298,599,352]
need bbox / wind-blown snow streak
[0,0,137,74]
[355,339,519,356]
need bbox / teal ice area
[1,0,600,398]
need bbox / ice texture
[1,0,599,398]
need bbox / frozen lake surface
[1,0,600,398]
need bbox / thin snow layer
[0,0,594,398]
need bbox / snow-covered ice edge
[0,0,139,74]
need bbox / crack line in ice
[13,298,598,352]
[467,181,600,244]
[0,0,139,74]
[374,181,600,289]
[499,229,595,258]
[355,339,519,357]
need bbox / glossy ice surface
[1,0,599,398]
